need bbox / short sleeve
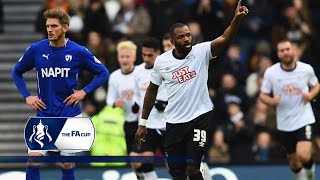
[150,58,162,86]
[195,41,214,61]
[260,68,273,94]
[307,66,319,87]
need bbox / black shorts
[124,121,140,154]
[141,128,165,154]
[165,111,211,167]
[278,124,314,154]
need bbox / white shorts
[28,114,84,156]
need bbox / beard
[48,32,63,42]
[176,44,192,55]
[281,56,294,65]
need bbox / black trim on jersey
[121,67,135,75]
[172,49,190,60]
[280,62,297,72]
[145,65,153,69]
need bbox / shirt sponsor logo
[282,83,302,96]
[41,67,70,78]
[172,66,196,83]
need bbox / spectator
[35,0,84,44]
[82,0,112,43]
[226,100,254,163]
[190,0,225,41]
[219,43,248,86]
[112,0,151,43]
[187,20,204,45]
[161,32,174,53]
[245,55,272,100]
[207,129,230,164]
[146,0,191,39]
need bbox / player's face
[142,47,160,67]
[277,41,295,65]
[162,39,174,52]
[118,48,136,73]
[171,26,192,54]
[46,18,67,42]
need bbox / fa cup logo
[29,120,52,148]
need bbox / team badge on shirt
[65,54,72,62]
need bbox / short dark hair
[169,23,187,38]
[277,38,291,45]
[142,37,161,51]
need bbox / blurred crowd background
[1,0,320,167]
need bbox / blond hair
[44,8,70,26]
[116,41,137,56]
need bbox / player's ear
[63,24,69,33]
[170,39,175,46]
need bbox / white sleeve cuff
[139,118,147,126]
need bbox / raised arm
[211,0,248,57]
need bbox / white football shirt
[150,42,214,124]
[107,67,140,122]
[261,61,318,131]
[134,63,167,129]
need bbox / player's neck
[121,66,135,74]
[173,49,191,60]
[50,38,67,48]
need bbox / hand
[303,92,312,104]
[26,96,46,111]
[135,126,147,145]
[271,95,281,106]
[114,98,125,108]
[63,90,86,106]
[235,0,249,19]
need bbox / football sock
[61,167,75,180]
[26,166,40,180]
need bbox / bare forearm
[221,16,242,44]
[309,83,320,99]
[211,0,248,56]
[259,92,274,106]
[141,83,159,119]
[212,16,242,56]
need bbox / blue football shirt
[12,39,109,117]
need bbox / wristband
[139,118,147,126]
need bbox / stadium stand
[0,0,42,167]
